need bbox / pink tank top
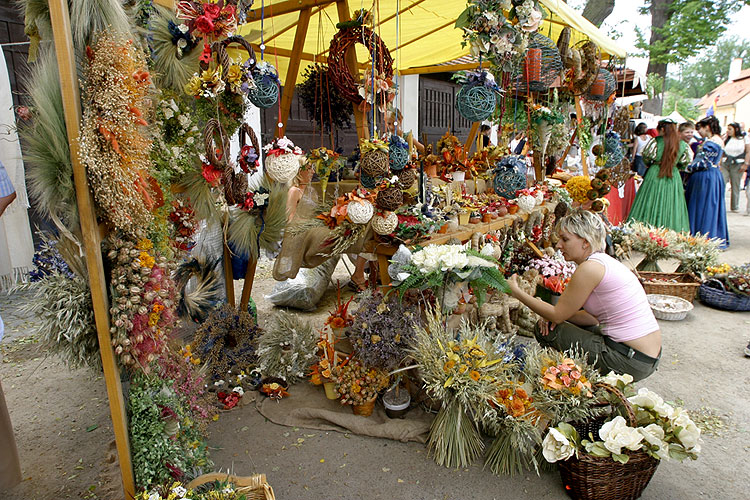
[583,253,659,342]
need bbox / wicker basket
[188,472,275,500]
[699,278,750,311]
[637,272,700,303]
[646,294,693,321]
[352,397,377,417]
[559,384,659,500]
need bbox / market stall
[17,0,733,499]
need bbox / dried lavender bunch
[348,291,422,371]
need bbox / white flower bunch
[410,244,494,274]
[526,251,576,279]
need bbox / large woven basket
[559,384,659,500]
[637,271,700,303]
[699,278,750,311]
[188,472,275,500]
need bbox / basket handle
[203,118,229,167]
[593,382,638,428]
[704,278,727,292]
[238,122,260,154]
[221,35,257,72]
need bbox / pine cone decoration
[360,149,389,178]
[376,186,403,211]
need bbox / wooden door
[419,76,472,150]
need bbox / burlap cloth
[256,382,433,443]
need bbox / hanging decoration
[585,68,617,102]
[372,211,399,235]
[454,70,502,123]
[388,134,409,171]
[263,136,304,183]
[512,32,562,94]
[236,123,261,174]
[561,40,601,96]
[78,32,157,238]
[306,147,345,202]
[296,63,354,132]
[328,10,394,109]
[248,60,280,109]
[359,138,390,178]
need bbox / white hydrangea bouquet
[542,373,701,465]
[388,243,509,311]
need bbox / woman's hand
[507,274,522,297]
[537,319,557,337]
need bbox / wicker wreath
[360,149,389,178]
[265,153,300,184]
[347,200,374,224]
[376,186,403,212]
[237,123,261,174]
[328,25,394,105]
[371,211,399,235]
[204,118,246,204]
[564,40,601,96]
[397,168,418,190]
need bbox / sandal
[347,279,368,292]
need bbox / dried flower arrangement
[409,313,509,468]
[151,91,202,184]
[256,312,318,384]
[307,147,345,201]
[334,357,390,406]
[325,286,355,330]
[107,234,178,371]
[78,32,156,237]
[348,291,421,371]
[191,303,260,379]
[296,63,353,133]
[226,182,288,261]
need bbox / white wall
[398,74,420,139]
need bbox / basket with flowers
[526,251,576,301]
[334,357,390,416]
[306,147,345,201]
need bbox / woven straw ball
[456,84,496,123]
[389,146,409,171]
[517,194,536,213]
[360,149,390,178]
[346,200,374,224]
[372,211,399,235]
[249,79,279,109]
[265,153,300,183]
[376,186,403,212]
[397,168,418,190]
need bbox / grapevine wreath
[328,19,394,106]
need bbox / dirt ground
[3,199,750,500]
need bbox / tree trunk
[643,0,672,115]
[581,0,616,27]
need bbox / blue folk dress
[685,139,729,248]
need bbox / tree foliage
[668,37,750,98]
[636,0,749,65]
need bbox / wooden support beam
[264,5,326,44]
[222,237,236,307]
[239,258,258,312]
[247,0,333,21]
[48,1,135,498]
[336,0,369,141]
[464,122,480,158]
[575,95,589,176]
[399,62,480,76]
[277,8,312,137]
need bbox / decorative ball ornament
[360,149,389,178]
[585,68,616,102]
[397,168,418,190]
[604,132,626,168]
[512,32,563,93]
[265,153,300,183]
[456,84,496,123]
[389,145,409,171]
[493,156,527,198]
[360,174,378,189]
[516,194,536,213]
[376,186,403,211]
[346,200,374,225]
[249,79,279,109]
[371,211,399,235]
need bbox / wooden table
[368,203,554,287]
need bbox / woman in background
[626,119,691,232]
[631,122,650,177]
[685,116,728,247]
[722,122,748,212]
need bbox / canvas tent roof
[236,0,627,82]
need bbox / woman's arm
[508,261,605,325]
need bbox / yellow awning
[235,0,626,82]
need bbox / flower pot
[458,212,470,225]
[438,223,449,234]
[589,76,606,97]
[323,381,338,400]
[352,397,377,417]
[425,164,438,178]
[507,205,519,215]
[482,213,492,223]
[469,216,480,224]
[310,372,323,386]
[452,171,466,183]
[383,388,411,419]
[524,48,543,84]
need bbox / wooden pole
[239,258,258,312]
[277,8,312,137]
[48,1,135,498]
[575,95,589,176]
[336,0,369,142]
[464,122,480,157]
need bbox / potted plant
[526,251,577,304]
[334,357,390,417]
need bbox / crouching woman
[508,209,661,381]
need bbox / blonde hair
[557,208,606,252]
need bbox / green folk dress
[626,137,691,232]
